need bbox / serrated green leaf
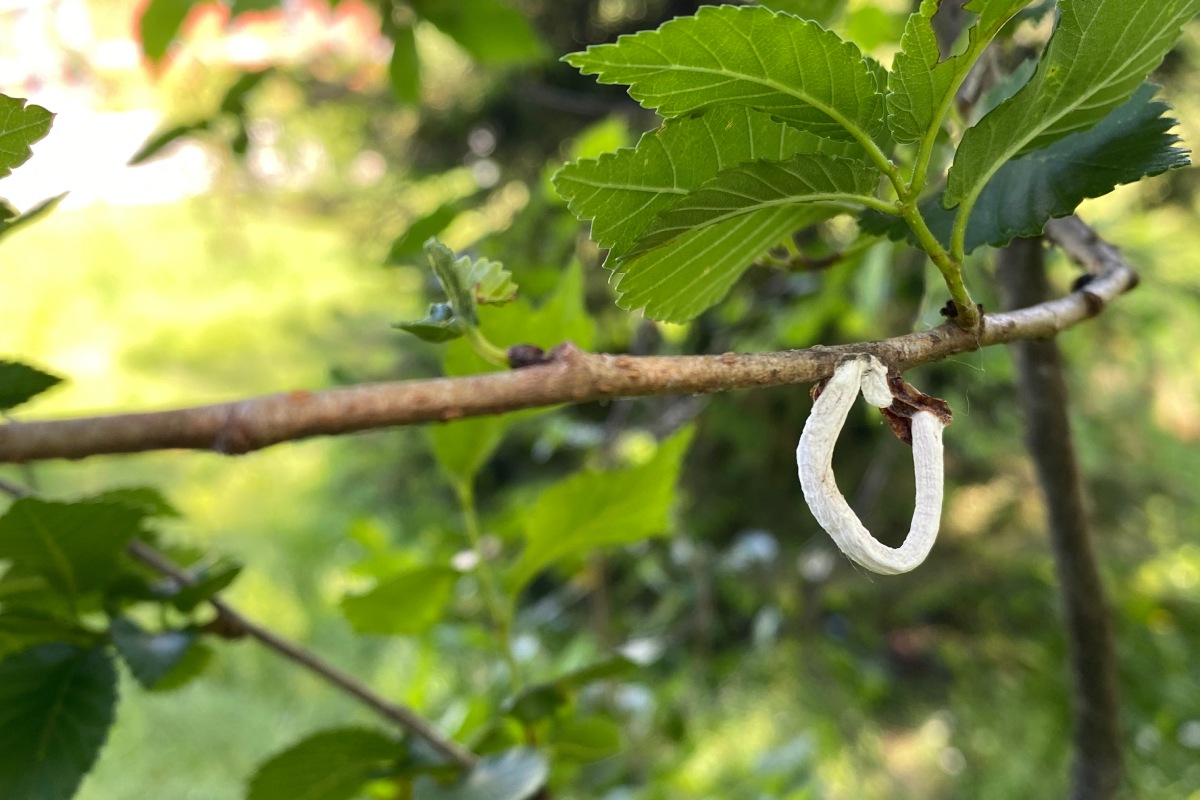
[414,749,547,800]
[247,727,403,800]
[412,0,545,65]
[340,565,458,636]
[0,610,93,659]
[0,193,66,243]
[388,24,421,105]
[508,426,694,592]
[0,359,63,411]
[138,0,196,63]
[628,154,881,255]
[945,0,1200,213]
[0,499,145,599]
[614,204,821,322]
[0,95,53,178]
[110,617,196,689]
[864,83,1190,252]
[565,5,883,143]
[423,239,518,328]
[395,302,467,343]
[0,644,118,800]
[758,0,846,24]
[554,106,860,264]
[888,0,1028,144]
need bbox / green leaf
[506,657,636,724]
[138,0,196,63]
[613,205,820,322]
[551,716,622,762]
[0,95,53,178]
[628,154,881,255]
[0,498,145,599]
[110,617,196,689]
[565,5,883,143]
[414,749,547,800]
[230,0,278,19]
[758,0,846,24]
[0,359,63,411]
[247,727,403,800]
[389,23,422,104]
[0,610,93,659]
[508,426,694,592]
[340,565,458,636]
[91,486,181,518]
[387,200,474,265]
[219,69,273,116]
[395,302,467,343]
[128,121,209,165]
[412,0,545,65]
[888,0,1028,145]
[149,640,213,692]
[945,0,1200,211]
[424,239,518,328]
[864,83,1190,253]
[0,644,118,800]
[0,193,66,243]
[554,106,860,265]
[430,417,507,486]
[169,558,242,612]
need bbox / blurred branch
[0,477,476,769]
[0,216,1138,464]
[996,236,1123,800]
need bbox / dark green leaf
[394,302,467,343]
[170,559,242,612]
[219,69,273,115]
[340,566,458,636]
[90,486,180,518]
[388,23,422,105]
[946,0,1200,210]
[149,640,214,692]
[110,617,196,689]
[0,359,64,411]
[0,610,93,659]
[138,0,196,63]
[128,121,209,165]
[0,499,145,600]
[0,193,66,243]
[506,657,636,723]
[414,749,547,800]
[247,727,403,800]
[0,644,118,800]
[0,95,53,178]
[412,0,545,65]
[508,426,694,592]
[565,5,883,143]
[230,0,278,19]
[865,84,1191,253]
[628,154,881,255]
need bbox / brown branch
[0,216,1138,464]
[996,236,1123,800]
[0,478,475,768]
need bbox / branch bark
[0,216,1136,464]
[996,234,1123,800]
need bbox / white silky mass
[797,355,946,575]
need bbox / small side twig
[0,478,476,770]
[124,540,478,769]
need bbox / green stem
[454,480,521,689]
[901,204,980,330]
[464,327,509,368]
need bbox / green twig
[465,327,510,368]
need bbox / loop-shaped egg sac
[797,355,947,575]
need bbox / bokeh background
[1,1,1198,798]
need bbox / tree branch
[0,478,476,769]
[0,216,1137,464]
[996,236,1123,800]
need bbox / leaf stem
[901,204,980,330]
[464,327,510,368]
[453,480,522,689]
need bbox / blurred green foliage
[1,1,1200,799]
